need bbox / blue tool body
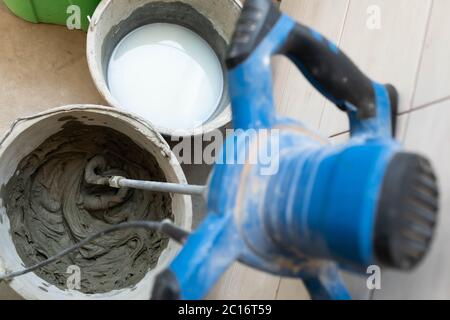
[152,0,439,300]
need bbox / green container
[3,0,101,31]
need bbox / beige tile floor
[1,0,449,300]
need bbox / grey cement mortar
[4,121,173,294]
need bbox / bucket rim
[86,0,243,138]
[0,104,193,300]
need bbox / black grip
[375,153,439,270]
[282,24,382,119]
[151,269,181,300]
[160,220,190,244]
[226,0,280,69]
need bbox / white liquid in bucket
[107,23,224,131]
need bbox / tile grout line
[400,0,434,145]
[329,130,349,138]
[275,0,296,115]
[328,92,450,140]
[399,94,450,116]
[337,0,351,48]
[409,0,435,111]
[317,0,351,133]
[274,276,282,300]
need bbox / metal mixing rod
[84,155,207,196]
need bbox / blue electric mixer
[149,0,439,300]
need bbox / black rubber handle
[151,269,181,300]
[160,220,190,244]
[281,23,382,119]
[226,0,280,69]
[227,0,399,120]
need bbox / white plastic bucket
[0,105,192,300]
[87,0,242,137]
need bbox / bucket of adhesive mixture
[0,105,192,299]
[87,0,242,137]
